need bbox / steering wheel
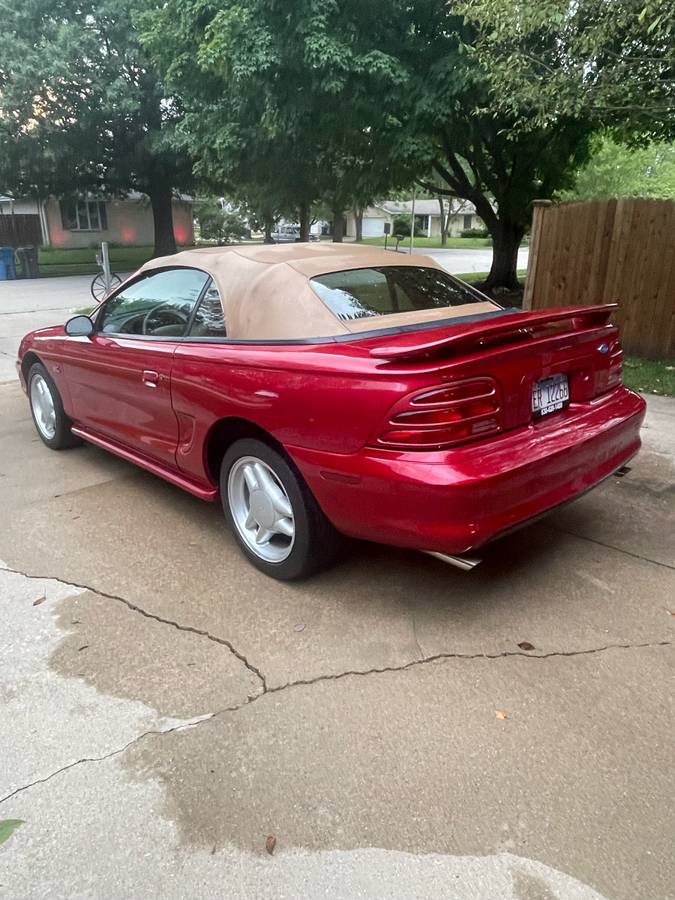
[142,303,189,335]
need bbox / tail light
[375,378,502,450]
[607,338,623,389]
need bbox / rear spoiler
[369,304,617,361]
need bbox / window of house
[61,199,108,232]
[463,214,473,230]
[98,268,208,337]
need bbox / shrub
[460,227,489,238]
[392,214,424,238]
[195,198,249,244]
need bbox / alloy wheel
[227,456,295,562]
[30,374,57,440]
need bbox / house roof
[376,199,477,217]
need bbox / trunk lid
[364,304,623,439]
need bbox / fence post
[100,241,111,293]
[523,200,551,310]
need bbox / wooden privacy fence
[0,213,43,247]
[523,198,675,358]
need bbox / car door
[63,267,209,468]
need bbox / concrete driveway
[0,371,673,898]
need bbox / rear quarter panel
[170,342,419,482]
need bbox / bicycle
[90,254,122,302]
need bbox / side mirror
[65,315,94,337]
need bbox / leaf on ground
[0,819,24,846]
[517,641,535,651]
[265,834,277,855]
[32,594,46,606]
[495,709,509,720]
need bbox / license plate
[532,373,569,417]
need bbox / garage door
[361,217,387,238]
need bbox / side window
[187,280,227,338]
[99,268,208,337]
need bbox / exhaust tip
[423,550,482,571]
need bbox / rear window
[310,266,488,321]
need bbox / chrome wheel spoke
[244,508,257,529]
[243,464,259,492]
[274,517,294,537]
[255,527,274,545]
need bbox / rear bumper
[288,386,646,554]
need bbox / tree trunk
[438,196,448,247]
[485,221,524,291]
[354,206,363,242]
[263,218,274,243]
[298,202,310,242]
[149,184,176,257]
[332,204,344,243]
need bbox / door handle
[142,369,159,388]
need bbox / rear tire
[220,438,340,580]
[28,362,81,450]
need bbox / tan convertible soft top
[140,243,495,340]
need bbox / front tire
[28,362,80,450]
[220,438,340,580]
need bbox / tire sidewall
[220,439,316,580]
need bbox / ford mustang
[17,243,646,579]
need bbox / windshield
[310,266,492,321]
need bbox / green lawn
[362,235,493,250]
[452,269,528,284]
[623,356,675,397]
[37,245,194,277]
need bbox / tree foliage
[459,0,675,143]
[0,0,193,256]
[562,138,675,200]
[140,0,598,287]
[138,0,408,241]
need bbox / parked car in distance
[271,224,319,243]
[18,243,646,580]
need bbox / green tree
[0,0,192,256]
[139,0,412,244]
[142,0,597,288]
[459,0,674,143]
[562,138,675,200]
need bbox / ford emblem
[598,343,609,353]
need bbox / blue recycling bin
[0,247,16,279]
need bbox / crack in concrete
[2,562,672,807]
[0,564,268,692]
[0,713,218,805]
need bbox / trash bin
[0,259,6,281]
[16,246,39,278]
[0,247,16,280]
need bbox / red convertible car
[18,243,645,579]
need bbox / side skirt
[70,426,218,502]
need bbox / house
[345,199,483,239]
[0,192,194,248]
